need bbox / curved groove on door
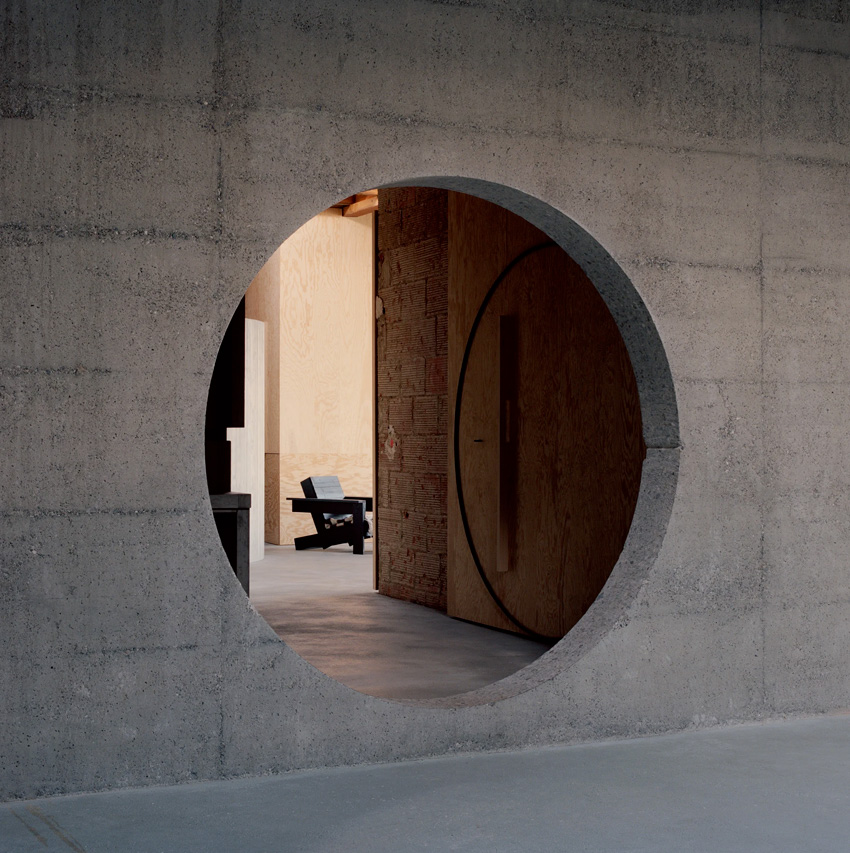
[453,233,645,641]
[453,241,559,641]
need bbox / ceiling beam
[342,195,379,217]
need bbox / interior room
[204,186,643,700]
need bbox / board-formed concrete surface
[3,1,850,800]
[3,714,850,852]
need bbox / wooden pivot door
[447,192,645,640]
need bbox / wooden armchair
[288,476,373,555]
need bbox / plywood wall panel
[246,254,281,456]
[447,192,516,633]
[276,210,374,459]
[275,452,373,544]
[246,209,374,546]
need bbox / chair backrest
[301,476,345,500]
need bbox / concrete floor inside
[4,714,850,852]
[248,542,551,700]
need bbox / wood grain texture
[343,196,379,217]
[447,192,644,638]
[275,452,373,544]
[265,453,281,543]
[375,187,450,610]
[498,314,518,574]
[247,210,375,545]
[447,192,543,633]
[245,252,281,455]
[277,210,374,459]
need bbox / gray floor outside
[3,714,850,852]
[6,548,846,850]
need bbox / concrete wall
[2,0,849,800]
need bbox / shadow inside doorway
[250,544,552,701]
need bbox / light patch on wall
[384,425,398,460]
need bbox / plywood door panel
[497,313,519,574]
[448,193,644,639]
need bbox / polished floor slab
[3,714,850,852]
[248,543,551,700]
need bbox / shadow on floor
[249,543,552,700]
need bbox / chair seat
[290,476,373,553]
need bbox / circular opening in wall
[205,180,679,705]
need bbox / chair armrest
[210,492,252,510]
[288,497,368,516]
[344,496,373,512]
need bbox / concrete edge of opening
[221,176,681,711]
[374,177,681,709]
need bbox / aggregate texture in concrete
[2,0,850,800]
[3,714,850,852]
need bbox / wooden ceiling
[329,189,378,217]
